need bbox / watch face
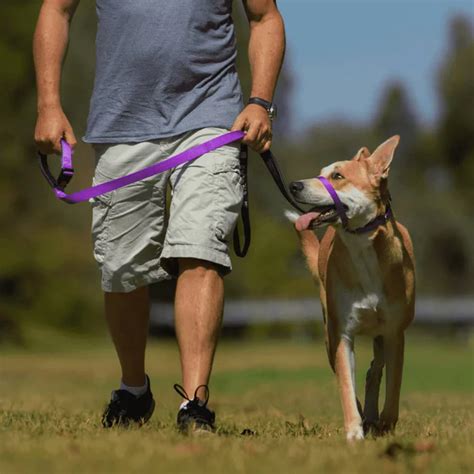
[268,104,277,119]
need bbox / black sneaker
[174,384,215,433]
[102,375,155,428]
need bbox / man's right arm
[33,0,80,154]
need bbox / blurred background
[0,0,473,344]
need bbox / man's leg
[91,141,169,426]
[102,286,155,428]
[104,286,150,387]
[174,258,224,401]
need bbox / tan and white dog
[287,136,415,441]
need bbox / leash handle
[38,139,74,190]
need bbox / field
[0,328,473,474]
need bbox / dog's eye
[331,172,344,180]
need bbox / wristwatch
[248,97,278,121]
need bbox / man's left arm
[231,0,285,152]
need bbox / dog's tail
[284,210,319,277]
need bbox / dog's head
[290,136,400,231]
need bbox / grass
[0,328,473,474]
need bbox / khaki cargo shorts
[90,127,243,293]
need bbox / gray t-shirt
[84,0,243,143]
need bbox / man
[33,0,285,432]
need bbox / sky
[277,0,473,128]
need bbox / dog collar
[316,176,393,234]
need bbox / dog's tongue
[295,212,320,231]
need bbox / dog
[286,136,415,441]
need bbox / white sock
[120,377,148,397]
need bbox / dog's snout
[290,181,304,195]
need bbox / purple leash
[38,130,245,204]
[316,176,393,234]
[38,130,306,257]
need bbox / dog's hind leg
[380,332,405,433]
[335,336,364,441]
[363,336,384,434]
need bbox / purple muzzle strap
[316,176,349,229]
[38,131,245,204]
[316,175,392,234]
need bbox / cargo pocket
[212,160,244,244]
[90,181,114,265]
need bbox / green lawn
[1,329,473,473]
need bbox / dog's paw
[363,419,380,437]
[346,424,365,442]
[284,210,300,223]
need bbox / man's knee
[177,258,219,276]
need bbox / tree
[0,1,42,340]
[437,15,474,177]
[0,2,103,339]
[373,81,419,178]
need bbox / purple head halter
[316,176,392,234]
[316,176,349,229]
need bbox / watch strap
[248,97,273,111]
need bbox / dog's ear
[367,135,400,180]
[353,147,371,161]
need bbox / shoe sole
[178,420,215,435]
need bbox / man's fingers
[250,125,272,152]
[35,136,59,155]
[64,127,77,148]
[242,121,262,145]
[261,127,272,144]
[52,135,63,154]
[231,115,247,132]
[253,138,272,154]
[261,139,272,153]
[260,135,272,153]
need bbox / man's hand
[34,105,77,154]
[231,104,272,153]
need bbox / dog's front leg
[335,336,364,441]
[363,336,385,434]
[379,332,405,433]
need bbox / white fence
[150,297,474,327]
